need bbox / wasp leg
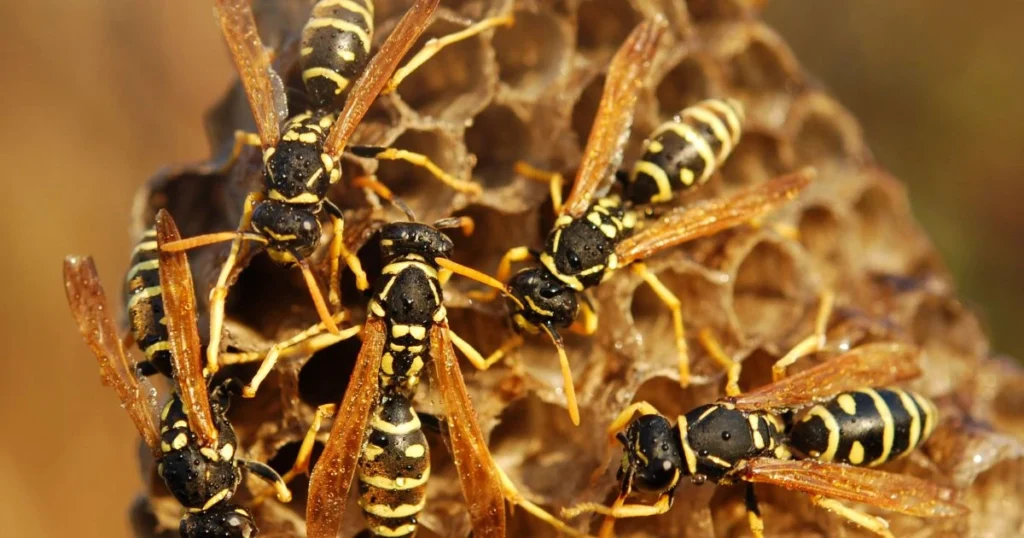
[569,297,598,335]
[254,404,337,505]
[811,495,894,538]
[383,13,515,95]
[631,262,689,387]
[563,493,671,519]
[698,328,742,397]
[243,313,361,398]
[323,200,369,307]
[496,466,591,537]
[745,483,766,538]
[466,246,535,301]
[207,191,263,374]
[240,458,292,503]
[449,330,523,371]
[219,130,262,172]
[515,161,565,214]
[350,176,416,220]
[771,290,835,382]
[348,145,481,195]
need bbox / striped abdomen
[358,392,429,537]
[626,98,744,205]
[125,228,172,378]
[790,387,939,467]
[301,0,375,108]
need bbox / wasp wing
[322,0,440,158]
[430,322,506,537]
[561,17,666,218]
[306,317,386,538]
[739,457,967,518]
[614,169,813,265]
[214,0,286,147]
[730,342,921,411]
[154,210,219,447]
[64,256,162,457]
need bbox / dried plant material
[128,0,1023,536]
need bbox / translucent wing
[306,318,386,538]
[322,0,440,158]
[214,0,286,147]
[155,210,218,447]
[63,256,161,457]
[730,342,922,411]
[739,457,967,518]
[561,16,666,218]
[615,168,813,265]
[430,322,506,537]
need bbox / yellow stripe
[359,467,430,490]
[677,415,698,475]
[301,67,351,95]
[633,161,674,201]
[859,388,895,466]
[369,523,418,537]
[371,413,421,435]
[683,105,733,161]
[804,406,840,461]
[267,190,321,204]
[143,341,171,358]
[130,240,158,259]
[361,498,426,518]
[125,258,160,283]
[912,392,937,439]
[305,18,371,52]
[659,121,716,184]
[895,389,922,453]
[703,99,744,144]
[315,0,374,33]
[127,286,161,309]
[382,259,437,277]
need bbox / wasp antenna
[542,324,580,426]
[160,231,268,252]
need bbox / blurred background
[0,0,1019,536]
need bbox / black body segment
[180,503,258,538]
[301,0,375,108]
[358,392,430,537]
[125,228,173,378]
[625,99,745,205]
[538,197,639,291]
[790,388,939,467]
[678,404,788,483]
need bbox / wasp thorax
[543,218,616,288]
[379,223,454,263]
[622,414,683,493]
[251,200,322,262]
[682,404,759,482]
[507,267,579,330]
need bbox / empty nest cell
[492,9,571,97]
[297,336,361,408]
[788,93,866,165]
[730,238,811,343]
[465,104,532,190]
[655,55,718,120]
[575,0,641,54]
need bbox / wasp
[122,227,175,378]
[64,211,291,537]
[459,17,812,426]
[162,0,512,375]
[564,336,966,538]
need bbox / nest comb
[128,0,1024,536]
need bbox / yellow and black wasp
[64,211,292,537]
[458,16,812,425]
[162,0,511,375]
[564,336,966,538]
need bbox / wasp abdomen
[627,98,744,205]
[301,0,375,108]
[358,393,429,538]
[790,388,938,467]
[125,228,172,378]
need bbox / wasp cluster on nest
[127,0,1024,536]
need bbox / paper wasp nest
[130,0,1024,536]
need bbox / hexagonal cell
[389,18,494,122]
[685,0,747,22]
[911,294,987,360]
[727,33,799,95]
[373,128,469,223]
[297,336,361,408]
[576,0,641,54]
[719,130,790,187]
[797,204,842,260]
[571,73,605,150]
[465,104,532,190]
[493,10,570,97]
[226,254,318,336]
[853,180,915,272]
[731,239,809,342]
[655,55,717,119]
[789,94,865,165]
